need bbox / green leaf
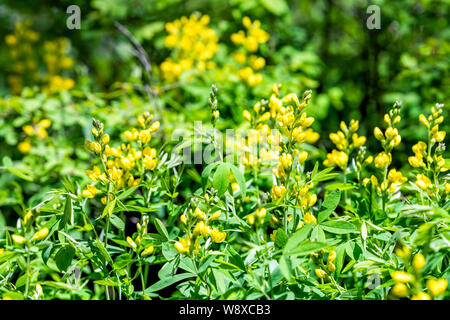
[154,218,169,240]
[212,163,230,197]
[110,214,125,231]
[145,273,195,293]
[118,185,140,200]
[201,162,219,192]
[102,198,116,218]
[285,240,328,256]
[55,245,75,272]
[260,0,289,16]
[318,189,341,223]
[228,164,246,198]
[94,279,118,287]
[361,221,368,241]
[279,255,292,281]
[321,220,357,234]
[274,228,288,248]
[284,223,313,254]
[6,167,33,181]
[42,244,55,266]
[62,196,73,227]
[322,189,341,210]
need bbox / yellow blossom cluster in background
[18,118,52,154]
[231,17,269,87]
[42,38,75,93]
[5,20,40,94]
[4,21,74,95]
[160,13,218,82]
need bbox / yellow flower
[139,130,151,144]
[81,184,99,198]
[352,133,366,147]
[327,263,336,272]
[209,211,221,221]
[408,155,424,168]
[31,227,49,241]
[426,278,448,296]
[395,245,410,259]
[433,131,446,142]
[445,183,450,194]
[12,235,26,244]
[194,207,206,220]
[328,250,337,263]
[419,114,429,127]
[272,185,286,201]
[231,182,240,194]
[174,236,191,254]
[255,208,267,221]
[210,228,226,243]
[415,174,432,190]
[297,151,308,163]
[250,56,265,70]
[126,236,137,249]
[374,152,391,168]
[18,140,31,153]
[39,119,52,129]
[391,283,408,297]
[243,110,252,122]
[412,253,426,272]
[374,127,384,140]
[143,155,157,170]
[124,128,139,141]
[23,211,33,225]
[411,292,431,300]
[86,166,101,181]
[23,125,35,136]
[392,271,413,283]
[101,134,110,145]
[303,212,317,225]
[149,121,160,132]
[315,268,327,279]
[141,246,154,257]
[323,150,348,168]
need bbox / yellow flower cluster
[12,226,49,246]
[126,216,155,257]
[364,102,407,196]
[42,38,75,93]
[324,120,368,170]
[161,13,218,82]
[247,208,267,226]
[5,21,74,94]
[391,247,448,300]
[408,104,448,200]
[18,119,52,154]
[82,113,160,198]
[313,250,337,280]
[175,205,225,255]
[364,168,407,194]
[5,20,40,94]
[231,17,269,86]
